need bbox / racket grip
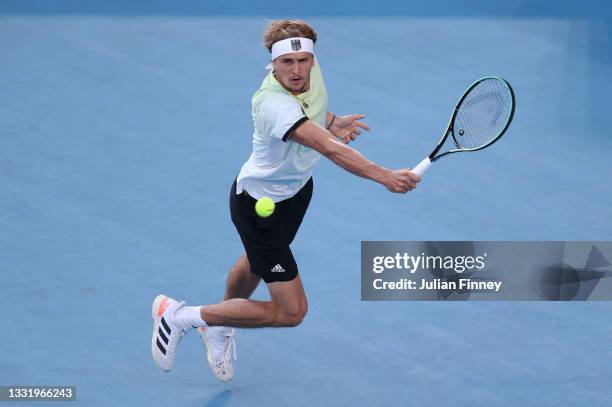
[412,157,432,176]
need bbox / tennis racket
[412,76,515,176]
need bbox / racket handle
[412,157,432,176]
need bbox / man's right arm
[291,120,420,193]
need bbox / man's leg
[223,253,261,301]
[194,257,302,382]
[201,275,308,328]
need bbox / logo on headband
[291,39,301,51]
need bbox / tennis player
[151,19,420,381]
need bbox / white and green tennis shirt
[236,59,328,201]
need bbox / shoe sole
[151,294,170,372]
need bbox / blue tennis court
[2,1,611,405]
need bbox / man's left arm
[326,112,370,144]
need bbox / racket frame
[428,76,515,163]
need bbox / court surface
[1,1,612,406]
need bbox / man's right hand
[381,169,421,193]
[291,121,422,192]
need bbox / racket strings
[453,79,513,149]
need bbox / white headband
[270,37,314,60]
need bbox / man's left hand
[329,114,370,144]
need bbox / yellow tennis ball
[255,197,275,218]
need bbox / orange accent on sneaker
[198,326,206,333]
[158,297,170,317]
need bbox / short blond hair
[263,19,318,52]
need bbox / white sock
[174,306,207,330]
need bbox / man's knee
[273,303,307,327]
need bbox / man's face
[272,52,315,94]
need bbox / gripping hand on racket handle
[381,169,421,193]
[291,120,421,194]
[411,157,432,177]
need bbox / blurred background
[1,1,611,406]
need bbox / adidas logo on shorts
[271,264,285,273]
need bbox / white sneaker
[151,294,189,372]
[198,326,237,382]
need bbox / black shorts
[229,178,313,283]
